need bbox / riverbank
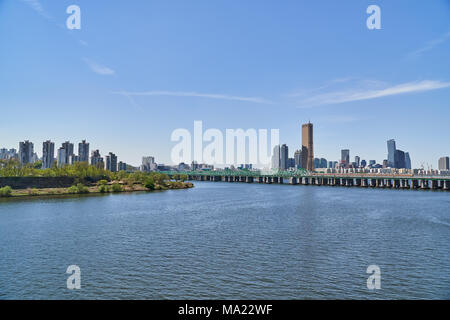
[1,181,194,199]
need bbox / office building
[301,122,314,171]
[361,160,367,168]
[395,149,406,169]
[387,139,396,168]
[42,140,55,169]
[280,144,288,170]
[405,152,411,170]
[439,157,449,171]
[271,145,280,169]
[341,149,350,166]
[355,156,360,167]
[294,149,302,169]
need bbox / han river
[0,181,449,299]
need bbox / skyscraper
[355,156,360,167]
[106,152,118,172]
[438,157,449,170]
[341,149,350,165]
[90,150,104,168]
[19,140,34,165]
[42,140,55,169]
[294,149,302,169]
[387,139,396,168]
[61,141,74,165]
[405,152,411,170]
[301,122,314,171]
[280,144,288,170]
[78,140,90,163]
[395,149,406,169]
[57,148,66,167]
[271,145,280,169]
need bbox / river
[0,182,449,299]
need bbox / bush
[144,177,155,190]
[76,183,89,194]
[111,183,123,193]
[99,184,109,193]
[97,179,108,186]
[67,186,78,194]
[0,186,12,197]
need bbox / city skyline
[2,134,449,171]
[1,1,449,167]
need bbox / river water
[0,182,449,299]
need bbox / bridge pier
[385,179,391,188]
[430,180,438,190]
[444,180,450,190]
[245,176,253,183]
[420,180,429,189]
[289,177,298,185]
[265,177,272,184]
[403,179,410,189]
[410,179,417,189]
[278,177,284,184]
[302,177,309,185]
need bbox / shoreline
[0,181,194,201]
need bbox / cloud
[83,58,115,75]
[21,0,52,19]
[296,80,450,107]
[112,90,272,104]
[407,31,450,58]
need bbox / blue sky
[0,0,449,168]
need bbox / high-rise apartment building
[78,140,90,163]
[142,156,156,172]
[90,150,104,168]
[57,148,66,167]
[19,140,34,165]
[301,122,314,171]
[42,140,55,169]
[61,141,74,165]
[106,152,118,172]
[439,157,449,171]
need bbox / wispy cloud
[407,31,450,58]
[21,0,52,19]
[296,80,450,107]
[112,90,272,104]
[83,58,115,75]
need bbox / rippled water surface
[0,182,449,299]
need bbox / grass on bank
[1,180,194,198]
